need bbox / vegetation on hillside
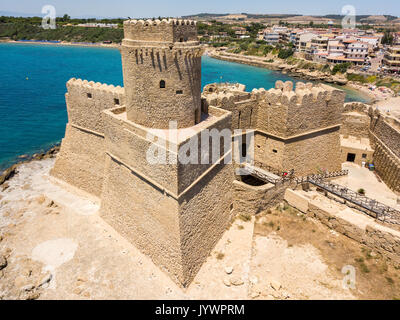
[0,15,126,43]
[332,62,352,75]
[0,23,124,43]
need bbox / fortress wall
[233,180,286,216]
[235,99,258,130]
[254,89,288,137]
[177,107,232,194]
[178,163,234,286]
[103,108,179,195]
[51,79,124,196]
[308,202,400,266]
[203,81,344,175]
[202,88,258,131]
[50,124,105,197]
[254,82,343,139]
[371,115,400,159]
[254,133,285,170]
[343,102,369,114]
[341,112,370,139]
[369,114,400,193]
[370,134,400,193]
[66,78,125,134]
[99,153,185,285]
[285,84,343,137]
[283,127,342,176]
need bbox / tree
[332,62,352,75]
[382,31,393,45]
[60,14,70,23]
[278,48,294,59]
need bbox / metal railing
[307,177,400,225]
[241,163,400,224]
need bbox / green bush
[332,62,352,75]
[278,48,294,59]
[347,73,368,83]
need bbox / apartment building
[383,47,400,71]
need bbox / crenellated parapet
[123,19,198,43]
[202,80,345,138]
[255,81,345,138]
[65,78,125,135]
[203,83,251,110]
[202,83,257,130]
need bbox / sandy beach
[372,96,400,119]
[347,82,395,103]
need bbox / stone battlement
[123,18,198,43]
[252,81,345,107]
[124,18,197,26]
[203,81,344,138]
[67,78,124,95]
[204,81,344,109]
[65,78,125,134]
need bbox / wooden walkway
[241,163,400,225]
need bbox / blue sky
[1,0,399,18]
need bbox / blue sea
[0,43,370,170]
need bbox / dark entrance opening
[240,175,266,186]
[347,153,356,162]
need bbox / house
[383,47,400,71]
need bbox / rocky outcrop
[0,145,60,186]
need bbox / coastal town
[0,5,400,304]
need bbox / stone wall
[100,102,234,287]
[233,179,287,216]
[203,81,344,176]
[51,80,124,197]
[283,127,342,176]
[371,114,400,159]
[285,189,400,266]
[178,163,234,286]
[309,203,400,266]
[370,113,400,193]
[341,113,370,139]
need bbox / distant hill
[183,13,398,23]
[0,11,41,17]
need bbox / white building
[263,30,280,44]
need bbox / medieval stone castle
[51,18,400,287]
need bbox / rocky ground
[0,158,399,300]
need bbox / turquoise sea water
[0,43,370,170]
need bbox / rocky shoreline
[208,50,349,85]
[0,145,60,189]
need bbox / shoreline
[0,144,60,185]
[1,39,121,49]
[206,49,387,103]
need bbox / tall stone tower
[121,19,203,129]
[51,18,234,287]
